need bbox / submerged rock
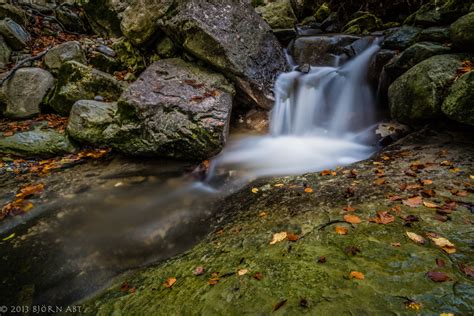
[48,61,126,116]
[450,12,474,52]
[0,128,75,157]
[109,58,235,160]
[44,41,87,72]
[442,71,474,126]
[388,54,465,124]
[1,67,54,119]
[67,100,118,145]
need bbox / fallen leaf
[405,300,422,311]
[238,269,248,276]
[449,167,461,173]
[335,226,348,235]
[423,201,439,208]
[253,272,263,281]
[421,179,433,185]
[193,266,205,276]
[163,277,177,288]
[450,189,468,197]
[374,178,386,186]
[403,196,423,207]
[406,232,425,244]
[391,242,401,247]
[440,160,453,166]
[402,214,419,225]
[270,232,287,245]
[287,232,299,242]
[427,233,456,254]
[273,299,287,312]
[349,271,364,280]
[344,214,361,224]
[369,211,395,225]
[258,211,267,218]
[274,183,284,188]
[421,189,436,198]
[440,313,454,316]
[458,263,474,278]
[251,188,259,194]
[208,278,219,285]
[317,256,327,263]
[345,245,361,256]
[343,205,356,212]
[304,187,314,193]
[388,195,403,201]
[426,271,450,282]
[435,259,446,268]
[2,233,15,241]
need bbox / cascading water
[210,40,381,178]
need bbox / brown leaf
[369,211,395,225]
[423,201,439,208]
[287,232,299,242]
[406,231,425,244]
[317,256,327,263]
[374,178,386,186]
[208,278,219,285]
[459,263,474,278]
[335,226,348,235]
[388,195,403,201]
[163,277,177,288]
[426,271,450,282]
[426,233,456,254]
[320,170,331,176]
[349,271,364,280]
[344,245,361,256]
[421,189,436,198]
[403,196,423,207]
[421,179,433,186]
[273,299,287,312]
[435,259,446,268]
[344,214,361,224]
[253,272,263,281]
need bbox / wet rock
[418,27,450,43]
[450,12,474,52]
[48,61,126,116]
[67,100,118,145]
[291,34,360,66]
[343,36,376,58]
[44,41,87,72]
[272,28,297,46]
[0,35,11,68]
[313,2,331,23]
[342,13,383,35]
[0,128,75,158]
[1,67,54,119]
[368,49,397,89]
[442,71,474,126]
[295,63,310,73]
[389,54,465,124]
[158,0,288,110]
[111,58,235,160]
[0,18,30,50]
[405,0,471,26]
[255,0,297,29]
[382,26,422,50]
[384,42,451,81]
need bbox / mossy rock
[255,0,297,30]
[450,12,474,52]
[48,61,126,116]
[382,26,422,50]
[342,13,383,35]
[388,54,465,124]
[111,38,146,73]
[404,0,472,26]
[442,70,474,126]
[314,2,331,23]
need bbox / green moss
[314,2,331,23]
[342,13,383,34]
[112,38,146,73]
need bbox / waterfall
[210,40,381,178]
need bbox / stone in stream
[388,54,466,124]
[450,12,474,52]
[44,41,87,72]
[0,18,30,50]
[108,58,235,160]
[0,128,75,157]
[67,100,118,145]
[382,26,422,50]
[0,67,54,118]
[418,27,450,43]
[442,71,474,126]
[290,34,360,66]
[48,61,126,116]
[342,12,383,35]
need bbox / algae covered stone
[111,58,235,160]
[442,70,474,126]
[342,13,383,35]
[382,26,422,50]
[49,61,126,116]
[255,0,297,29]
[0,128,75,157]
[450,12,474,51]
[389,54,464,124]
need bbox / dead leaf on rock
[343,205,356,212]
[427,233,456,254]
[335,226,348,235]
[421,189,436,198]
[406,232,425,244]
[391,242,401,247]
[459,263,474,278]
[344,214,361,224]
[163,277,177,288]
[270,232,287,245]
[193,266,205,276]
[423,201,439,208]
[287,232,299,242]
[304,187,314,193]
[374,178,386,186]
[349,271,364,280]
[426,271,450,282]
[251,188,259,194]
[369,211,395,225]
[403,196,423,207]
[238,269,248,276]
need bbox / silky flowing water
[1,41,384,306]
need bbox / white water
[211,41,381,178]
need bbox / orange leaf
[163,277,177,288]
[373,178,386,186]
[344,214,361,224]
[335,226,348,235]
[349,271,365,280]
[343,205,356,212]
[304,187,314,193]
[287,232,299,242]
[403,196,422,207]
[423,201,439,208]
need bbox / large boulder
[0,18,30,50]
[382,26,422,50]
[80,0,131,38]
[405,0,471,26]
[450,12,474,52]
[342,13,383,35]
[442,70,474,126]
[1,68,54,118]
[255,0,297,29]
[67,100,118,145]
[110,58,235,160]
[48,61,126,116]
[0,128,75,158]
[388,54,465,124]
[290,34,360,66]
[44,41,87,72]
[418,27,450,43]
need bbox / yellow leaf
[269,232,287,245]
[440,313,454,316]
[238,269,248,276]
[274,183,284,187]
[406,231,425,244]
[163,277,177,288]
[349,271,364,280]
[427,233,456,254]
[2,233,15,241]
[251,188,259,194]
[423,201,439,208]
